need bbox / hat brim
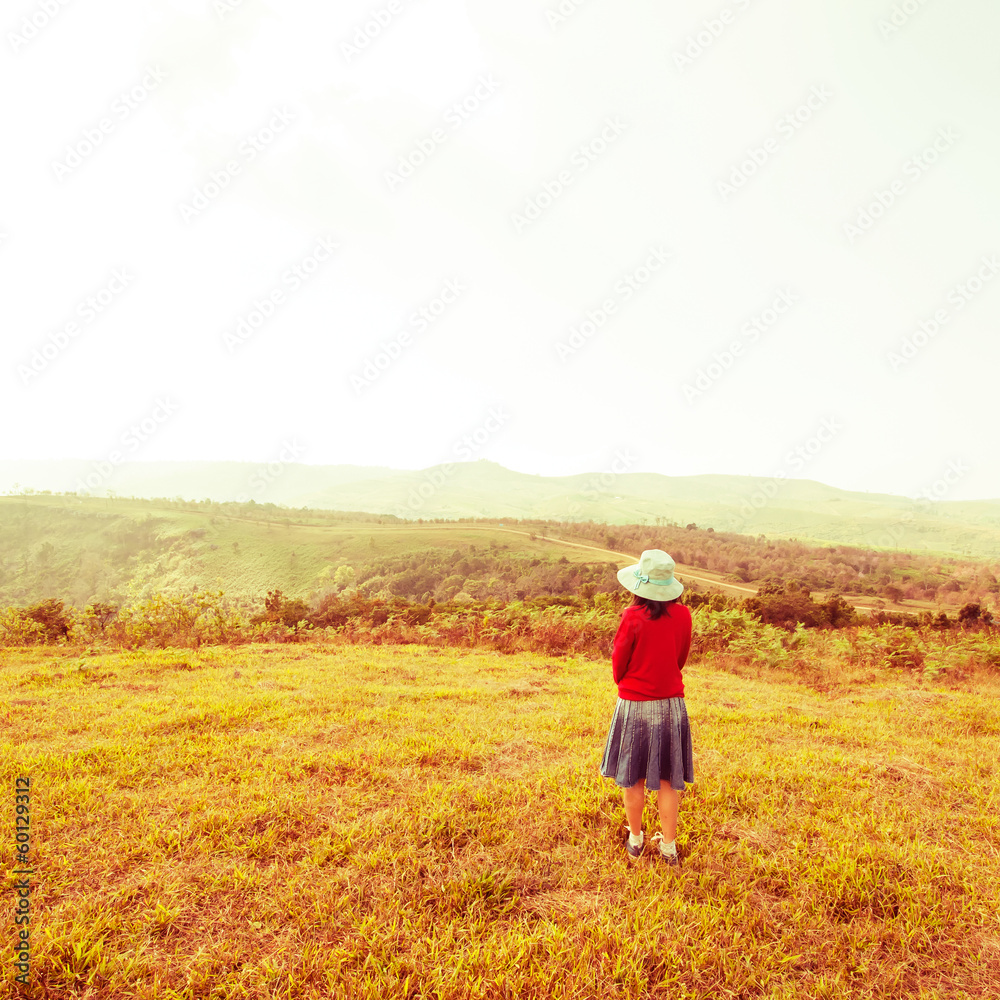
[617,564,684,602]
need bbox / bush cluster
[2,588,997,686]
[737,580,859,629]
[551,519,1000,607]
[0,589,626,657]
[348,546,618,603]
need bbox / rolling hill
[3,458,1000,558]
[0,493,996,617]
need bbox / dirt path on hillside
[449,525,908,612]
[135,504,898,613]
[451,525,760,596]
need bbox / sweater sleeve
[676,607,692,670]
[611,613,637,684]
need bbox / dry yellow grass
[2,642,999,998]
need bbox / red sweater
[611,603,691,701]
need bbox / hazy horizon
[0,455,993,506]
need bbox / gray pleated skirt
[599,696,694,791]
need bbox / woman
[599,549,694,866]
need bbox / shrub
[866,606,922,627]
[684,591,736,612]
[106,590,239,648]
[836,626,926,671]
[740,584,827,629]
[691,607,787,655]
[74,602,120,643]
[0,608,48,646]
[22,598,73,642]
[957,603,994,629]
[253,589,311,630]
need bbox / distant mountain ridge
[3,458,1000,556]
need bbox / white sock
[658,838,677,857]
[628,831,643,848]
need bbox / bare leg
[656,785,680,842]
[623,780,645,837]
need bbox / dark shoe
[651,832,680,867]
[622,825,644,861]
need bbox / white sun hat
[616,549,684,601]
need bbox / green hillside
[0,495,617,609]
[4,459,1000,558]
[1,494,997,618]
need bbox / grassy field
[3,642,999,998]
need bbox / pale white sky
[3,0,997,500]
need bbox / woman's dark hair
[631,594,680,620]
